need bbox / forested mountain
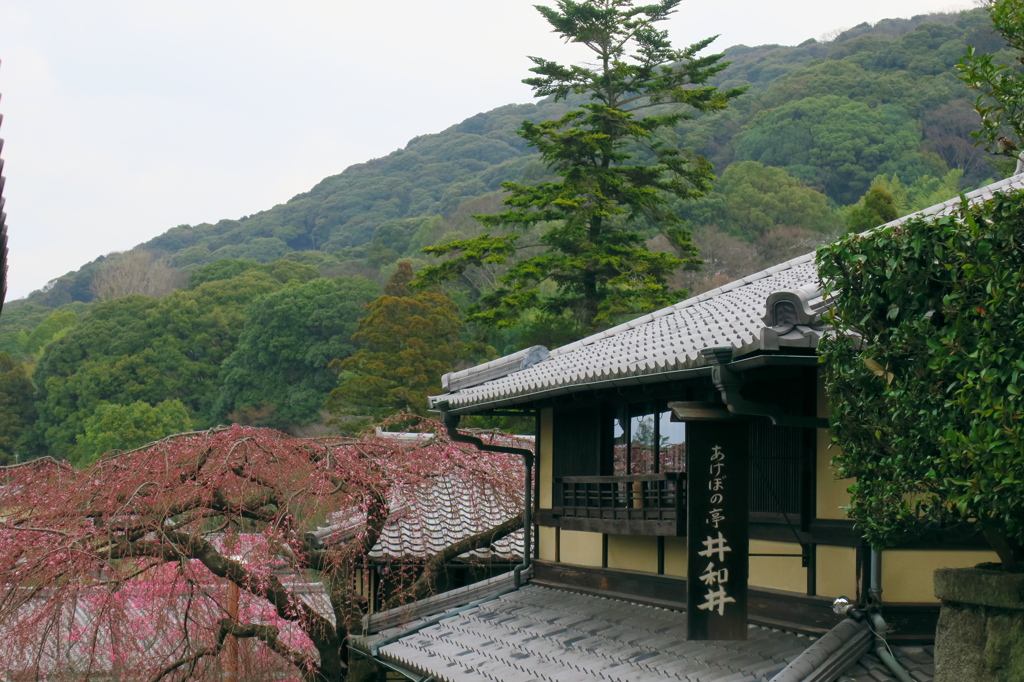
[1,7,1012,461]
[18,8,1003,310]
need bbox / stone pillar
[933,567,1024,682]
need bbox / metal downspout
[438,403,534,588]
[867,549,914,682]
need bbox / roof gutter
[437,365,715,415]
[436,352,823,416]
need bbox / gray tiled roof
[432,174,1024,414]
[839,647,935,682]
[367,583,935,682]
[315,475,523,563]
[375,584,811,681]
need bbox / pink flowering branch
[0,421,525,681]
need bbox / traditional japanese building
[353,176,1024,682]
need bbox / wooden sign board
[686,420,750,640]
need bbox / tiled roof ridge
[770,618,872,682]
[547,254,811,357]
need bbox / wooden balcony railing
[551,473,686,536]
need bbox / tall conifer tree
[418,0,743,334]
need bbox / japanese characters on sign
[687,421,749,640]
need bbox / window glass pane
[612,409,629,476]
[629,412,656,474]
[659,411,686,473]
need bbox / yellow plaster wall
[606,535,658,573]
[538,525,558,562]
[816,377,851,520]
[881,549,998,603]
[663,536,688,578]
[816,545,858,599]
[749,540,806,593]
[559,530,604,567]
[539,408,553,509]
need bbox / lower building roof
[374,584,811,681]
[362,581,936,682]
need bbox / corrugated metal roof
[432,174,1024,414]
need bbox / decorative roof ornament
[759,284,827,351]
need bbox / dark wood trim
[531,560,938,641]
[537,511,860,545]
[532,560,687,610]
[554,516,681,535]
[857,546,870,604]
[560,473,683,483]
[539,511,989,554]
[807,543,817,596]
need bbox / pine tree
[417,0,743,334]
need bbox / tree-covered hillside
[1,6,1013,461]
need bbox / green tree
[27,270,290,458]
[868,169,964,215]
[215,276,381,427]
[733,95,945,205]
[417,0,743,333]
[715,161,841,239]
[20,310,79,357]
[0,352,36,465]
[957,0,1024,170]
[818,189,1024,572]
[187,259,261,288]
[330,263,478,419]
[845,185,900,233]
[75,399,193,466]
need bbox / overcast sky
[1,0,971,300]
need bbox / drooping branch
[406,512,524,604]
[112,531,338,641]
[149,618,308,682]
[0,423,525,681]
